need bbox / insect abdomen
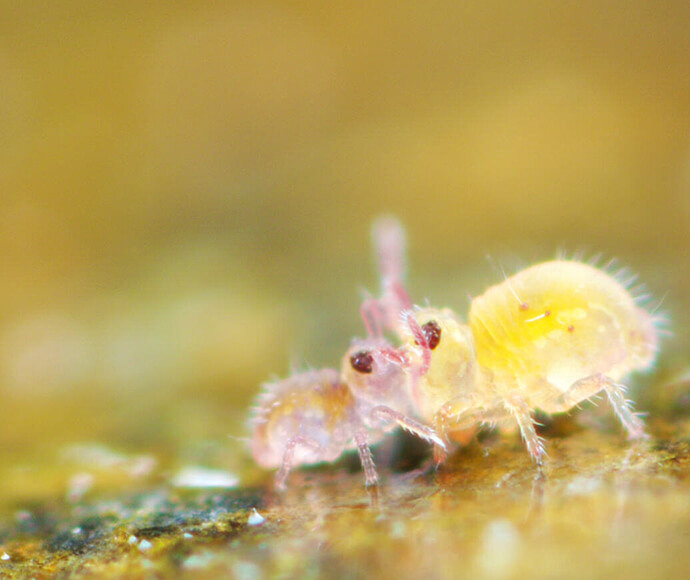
[469,261,658,383]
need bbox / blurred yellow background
[1,2,689,486]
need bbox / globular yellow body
[469,260,658,407]
[469,260,657,392]
[400,260,659,463]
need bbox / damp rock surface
[1,420,689,580]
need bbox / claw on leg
[355,429,378,486]
[433,443,447,468]
[602,379,648,440]
[550,373,647,440]
[504,393,546,465]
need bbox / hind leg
[543,374,646,440]
[275,435,321,490]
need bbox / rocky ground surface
[1,398,688,580]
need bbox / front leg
[370,405,447,450]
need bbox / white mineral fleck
[182,551,218,569]
[138,539,153,552]
[1,552,10,561]
[66,472,94,502]
[59,444,156,478]
[171,466,239,488]
[247,508,266,526]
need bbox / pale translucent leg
[545,373,647,440]
[503,393,546,465]
[442,396,511,430]
[392,413,451,478]
[424,401,482,467]
[370,405,446,450]
[354,429,378,487]
[432,397,509,465]
[431,405,458,467]
[275,434,321,490]
[398,447,443,481]
[432,441,448,467]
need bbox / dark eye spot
[350,351,374,374]
[421,320,442,350]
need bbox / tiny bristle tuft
[651,312,672,335]
[584,252,603,267]
[560,247,589,263]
